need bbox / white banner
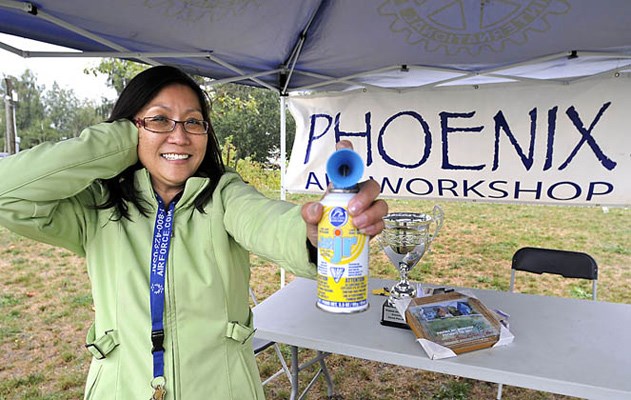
[286,76,631,206]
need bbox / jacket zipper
[165,223,180,399]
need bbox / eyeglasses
[135,116,209,135]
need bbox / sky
[0,33,116,102]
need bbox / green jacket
[0,120,316,399]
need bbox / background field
[1,194,629,399]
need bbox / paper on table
[494,324,515,347]
[393,298,412,318]
[417,338,458,359]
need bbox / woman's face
[135,84,208,202]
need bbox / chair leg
[317,351,334,397]
[261,343,292,386]
[273,343,292,382]
[299,369,323,400]
[497,383,503,399]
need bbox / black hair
[97,65,225,220]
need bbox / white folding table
[253,277,631,400]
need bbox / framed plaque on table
[405,292,502,355]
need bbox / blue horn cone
[326,148,364,189]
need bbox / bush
[235,156,280,194]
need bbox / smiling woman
[134,84,210,207]
[0,65,387,399]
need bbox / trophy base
[380,299,410,329]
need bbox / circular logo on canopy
[378,0,570,55]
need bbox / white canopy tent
[1,0,630,207]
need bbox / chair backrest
[509,247,598,300]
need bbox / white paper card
[393,298,412,319]
[417,338,457,360]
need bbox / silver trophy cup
[378,206,444,328]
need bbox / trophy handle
[427,205,444,250]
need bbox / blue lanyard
[150,195,175,381]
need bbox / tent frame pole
[279,94,288,287]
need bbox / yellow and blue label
[317,205,369,313]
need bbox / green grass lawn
[1,198,629,399]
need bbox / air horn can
[316,148,369,313]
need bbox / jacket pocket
[224,311,264,399]
[225,320,255,344]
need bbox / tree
[1,69,115,149]
[85,58,148,96]
[1,70,48,149]
[69,100,105,138]
[44,82,79,135]
[11,70,46,133]
[209,83,295,166]
[84,58,151,118]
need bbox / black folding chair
[509,246,598,300]
[497,246,598,399]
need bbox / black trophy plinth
[380,299,410,329]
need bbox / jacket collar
[135,168,210,211]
